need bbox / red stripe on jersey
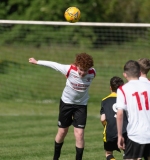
[119,86,127,105]
[88,69,96,77]
[66,65,77,78]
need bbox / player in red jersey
[100,76,128,160]
[29,53,96,160]
[116,60,150,160]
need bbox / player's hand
[117,136,125,150]
[29,58,37,64]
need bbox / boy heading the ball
[29,53,96,160]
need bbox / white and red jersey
[116,80,150,144]
[139,76,150,83]
[37,60,96,105]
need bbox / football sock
[53,141,64,160]
[75,146,84,160]
[106,154,115,160]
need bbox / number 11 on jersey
[132,91,149,110]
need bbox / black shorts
[104,132,127,153]
[104,138,121,152]
[124,138,150,159]
[57,99,87,129]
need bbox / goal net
[0,20,150,104]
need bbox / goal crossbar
[0,20,150,27]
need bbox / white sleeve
[37,60,70,75]
[116,88,127,110]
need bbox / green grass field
[0,101,125,160]
[0,45,149,159]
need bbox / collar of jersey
[102,92,117,100]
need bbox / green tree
[139,0,150,23]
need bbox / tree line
[0,0,150,47]
[0,0,150,23]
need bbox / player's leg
[104,140,120,160]
[105,151,115,160]
[53,127,69,160]
[73,105,87,160]
[74,127,84,160]
[53,99,73,160]
[55,127,69,143]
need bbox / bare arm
[29,58,37,64]
[116,109,125,150]
[100,114,106,126]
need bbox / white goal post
[0,20,150,27]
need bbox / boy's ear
[140,71,142,77]
[123,72,127,78]
[110,86,112,91]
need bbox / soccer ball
[64,7,81,23]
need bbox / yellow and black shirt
[100,92,128,142]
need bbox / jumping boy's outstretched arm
[29,57,70,75]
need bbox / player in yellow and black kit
[100,76,128,160]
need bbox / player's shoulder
[125,79,150,89]
[68,64,77,71]
[138,79,150,85]
[145,78,150,83]
[143,81,150,88]
[88,68,96,76]
[66,64,77,77]
[122,80,139,88]
[102,92,117,101]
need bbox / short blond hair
[137,58,150,74]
